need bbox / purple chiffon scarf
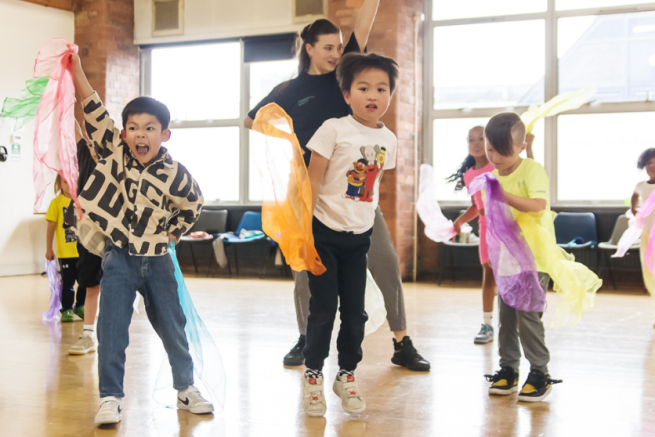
[469,173,546,313]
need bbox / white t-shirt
[635,180,655,229]
[307,115,397,233]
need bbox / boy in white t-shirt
[301,52,399,416]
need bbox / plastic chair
[222,212,272,277]
[437,209,481,284]
[553,212,598,248]
[598,214,640,289]
[179,210,228,276]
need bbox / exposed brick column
[329,0,424,280]
[73,0,139,128]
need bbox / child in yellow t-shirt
[482,112,561,403]
[46,175,85,323]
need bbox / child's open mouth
[135,144,150,156]
[366,104,378,111]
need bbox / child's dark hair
[296,19,341,75]
[447,155,476,191]
[337,52,400,94]
[121,97,171,130]
[484,112,526,156]
[637,148,655,169]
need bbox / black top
[248,34,362,166]
[64,138,98,229]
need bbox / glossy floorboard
[1,275,654,437]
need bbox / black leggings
[59,257,86,311]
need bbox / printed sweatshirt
[77,92,203,257]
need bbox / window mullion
[432,12,548,27]
[554,3,655,18]
[546,0,558,203]
[239,39,249,205]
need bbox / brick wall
[329,0,424,280]
[73,0,139,127]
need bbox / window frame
[424,0,655,207]
[141,39,285,206]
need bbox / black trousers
[59,257,86,311]
[303,218,372,371]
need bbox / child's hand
[70,52,81,66]
[631,207,639,217]
[453,216,464,234]
[526,133,535,148]
[45,248,55,261]
[168,233,178,244]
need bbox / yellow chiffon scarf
[516,212,602,327]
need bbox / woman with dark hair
[245,0,430,372]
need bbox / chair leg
[450,246,456,283]
[607,252,617,290]
[438,245,443,286]
[206,241,213,277]
[234,245,240,277]
[189,244,198,275]
[225,245,232,277]
[261,244,270,278]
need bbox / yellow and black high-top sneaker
[484,366,519,395]
[517,369,563,402]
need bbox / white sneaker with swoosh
[94,396,122,425]
[177,386,214,414]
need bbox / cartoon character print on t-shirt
[62,204,79,243]
[344,145,387,203]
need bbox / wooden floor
[1,275,655,437]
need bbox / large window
[427,1,655,205]
[143,36,298,204]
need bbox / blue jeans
[98,241,194,398]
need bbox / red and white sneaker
[333,371,366,414]
[302,371,327,417]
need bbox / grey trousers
[294,207,407,335]
[498,272,551,373]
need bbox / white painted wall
[0,0,74,276]
[134,0,310,45]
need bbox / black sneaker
[391,336,430,371]
[485,366,519,395]
[283,335,305,366]
[517,369,562,402]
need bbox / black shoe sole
[283,356,305,366]
[391,356,431,372]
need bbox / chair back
[608,214,631,245]
[553,212,598,247]
[189,209,228,234]
[236,211,263,234]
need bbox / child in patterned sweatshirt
[70,53,212,426]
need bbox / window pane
[249,59,298,111]
[557,112,655,201]
[557,0,655,10]
[432,0,546,21]
[248,59,299,201]
[165,127,240,202]
[433,21,545,109]
[433,118,545,201]
[151,43,241,121]
[559,12,655,102]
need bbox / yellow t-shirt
[46,194,79,259]
[493,159,555,270]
